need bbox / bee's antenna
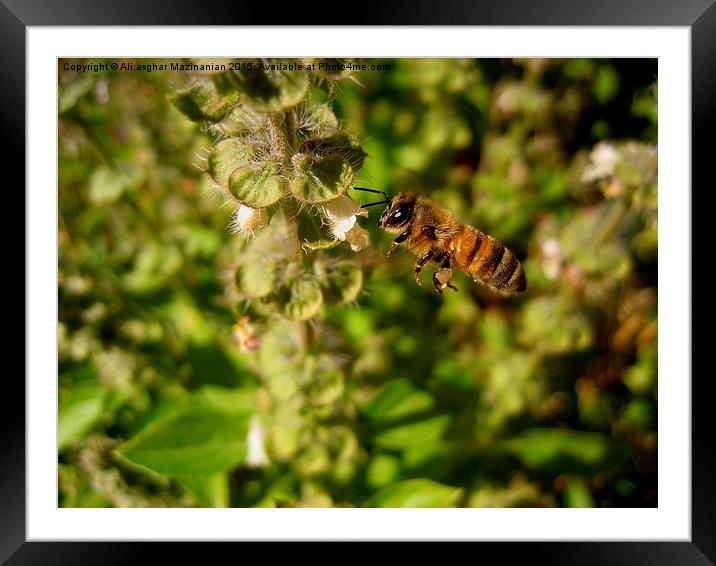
[360,200,390,209]
[352,186,390,209]
[352,186,389,198]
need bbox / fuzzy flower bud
[229,204,269,234]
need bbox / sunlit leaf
[564,476,594,508]
[58,382,107,451]
[363,380,434,424]
[193,385,258,414]
[117,407,252,476]
[502,429,619,473]
[180,473,230,508]
[374,415,450,449]
[364,479,463,508]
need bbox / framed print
[9,0,711,563]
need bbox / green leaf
[622,344,657,395]
[117,406,252,476]
[621,399,655,431]
[363,380,434,423]
[253,474,299,508]
[501,428,618,473]
[364,479,463,508]
[59,382,107,451]
[228,160,286,207]
[374,415,450,449]
[594,64,619,105]
[366,454,401,489]
[207,139,255,187]
[128,393,191,436]
[180,473,229,508]
[564,476,594,508]
[193,385,258,414]
[289,155,354,204]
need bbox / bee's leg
[386,229,410,258]
[433,252,458,293]
[414,251,434,285]
[432,272,444,294]
[441,253,458,291]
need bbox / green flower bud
[213,105,263,137]
[280,277,323,321]
[289,154,353,204]
[228,160,286,208]
[304,354,345,406]
[259,321,304,378]
[294,443,330,478]
[300,100,339,130]
[234,260,278,298]
[320,261,363,304]
[225,65,310,112]
[207,139,255,188]
[299,132,366,171]
[169,81,236,123]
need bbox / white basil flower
[322,195,370,251]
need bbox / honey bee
[355,188,526,296]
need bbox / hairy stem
[267,112,292,166]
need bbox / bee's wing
[394,167,430,197]
[370,249,417,281]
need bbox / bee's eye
[393,211,402,218]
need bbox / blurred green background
[58,58,657,508]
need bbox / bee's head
[378,192,416,233]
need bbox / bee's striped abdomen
[452,225,526,296]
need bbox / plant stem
[267,112,291,165]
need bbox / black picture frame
[8,1,709,563]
